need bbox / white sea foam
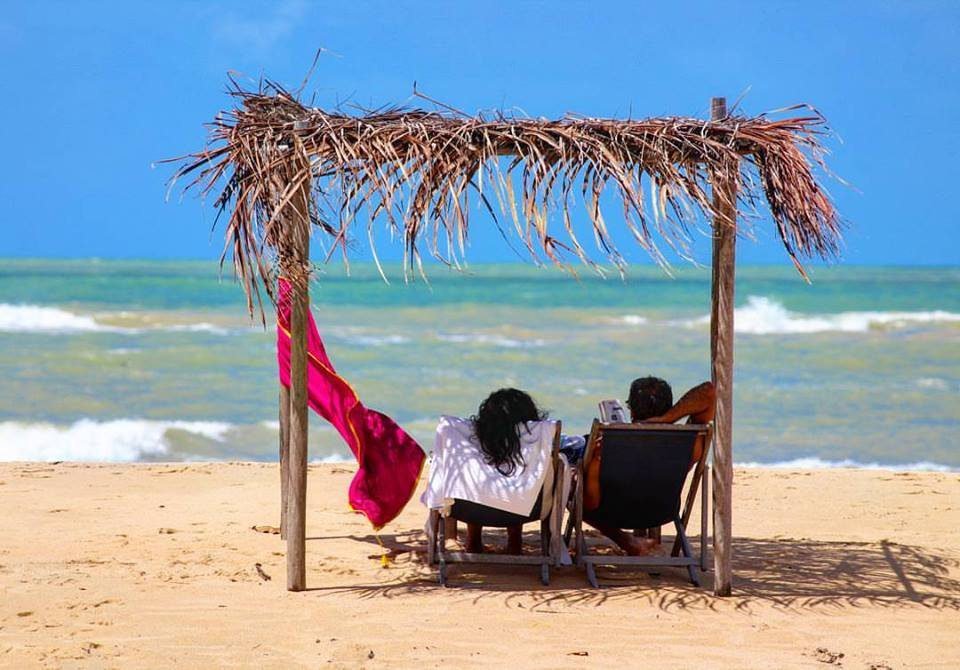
[0,304,126,333]
[737,457,955,473]
[311,453,354,464]
[0,419,232,462]
[620,315,648,325]
[260,420,281,431]
[686,296,960,335]
[163,323,232,335]
[351,334,410,346]
[915,377,952,391]
[437,333,546,348]
[0,303,240,335]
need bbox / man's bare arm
[646,381,716,424]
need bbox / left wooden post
[285,165,311,592]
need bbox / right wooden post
[710,96,736,596]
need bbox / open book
[598,399,628,424]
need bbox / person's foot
[621,536,658,556]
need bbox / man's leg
[506,524,522,555]
[466,522,483,553]
[585,515,657,556]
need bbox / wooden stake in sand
[285,171,311,592]
[709,96,737,596]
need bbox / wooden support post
[285,171,311,592]
[279,384,290,539]
[710,96,737,596]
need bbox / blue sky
[1,1,958,265]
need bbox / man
[583,377,715,556]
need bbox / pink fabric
[276,279,425,529]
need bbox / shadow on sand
[304,529,960,613]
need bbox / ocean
[1,259,957,470]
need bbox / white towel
[421,416,556,517]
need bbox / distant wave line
[736,456,956,472]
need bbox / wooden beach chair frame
[567,420,712,588]
[426,422,565,586]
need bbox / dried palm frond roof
[168,81,841,318]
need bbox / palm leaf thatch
[168,81,841,318]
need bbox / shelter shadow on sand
[306,531,960,613]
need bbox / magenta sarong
[276,279,425,529]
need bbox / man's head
[627,376,673,422]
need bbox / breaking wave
[0,304,235,335]
[687,296,960,335]
[0,419,232,462]
[0,304,124,333]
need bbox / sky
[1,1,958,266]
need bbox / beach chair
[568,420,712,588]
[426,421,564,586]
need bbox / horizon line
[0,256,957,269]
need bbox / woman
[451,388,548,554]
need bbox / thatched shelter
[171,82,841,595]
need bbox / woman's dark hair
[627,376,673,421]
[472,388,547,476]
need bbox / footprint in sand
[813,647,845,665]
[251,525,280,535]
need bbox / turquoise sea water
[0,259,957,469]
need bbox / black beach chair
[569,420,712,588]
[426,422,564,586]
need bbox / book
[598,399,628,423]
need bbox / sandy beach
[0,463,957,668]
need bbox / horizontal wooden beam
[440,552,550,565]
[580,555,698,567]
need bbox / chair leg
[674,515,700,587]
[585,562,599,588]
[563,473,578,546]
[700,464,710,572]
[438,515,448,587]
[574,471,586,567]
[539,517,552,584]
[563,511,574,546]
[427,510,439,565]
